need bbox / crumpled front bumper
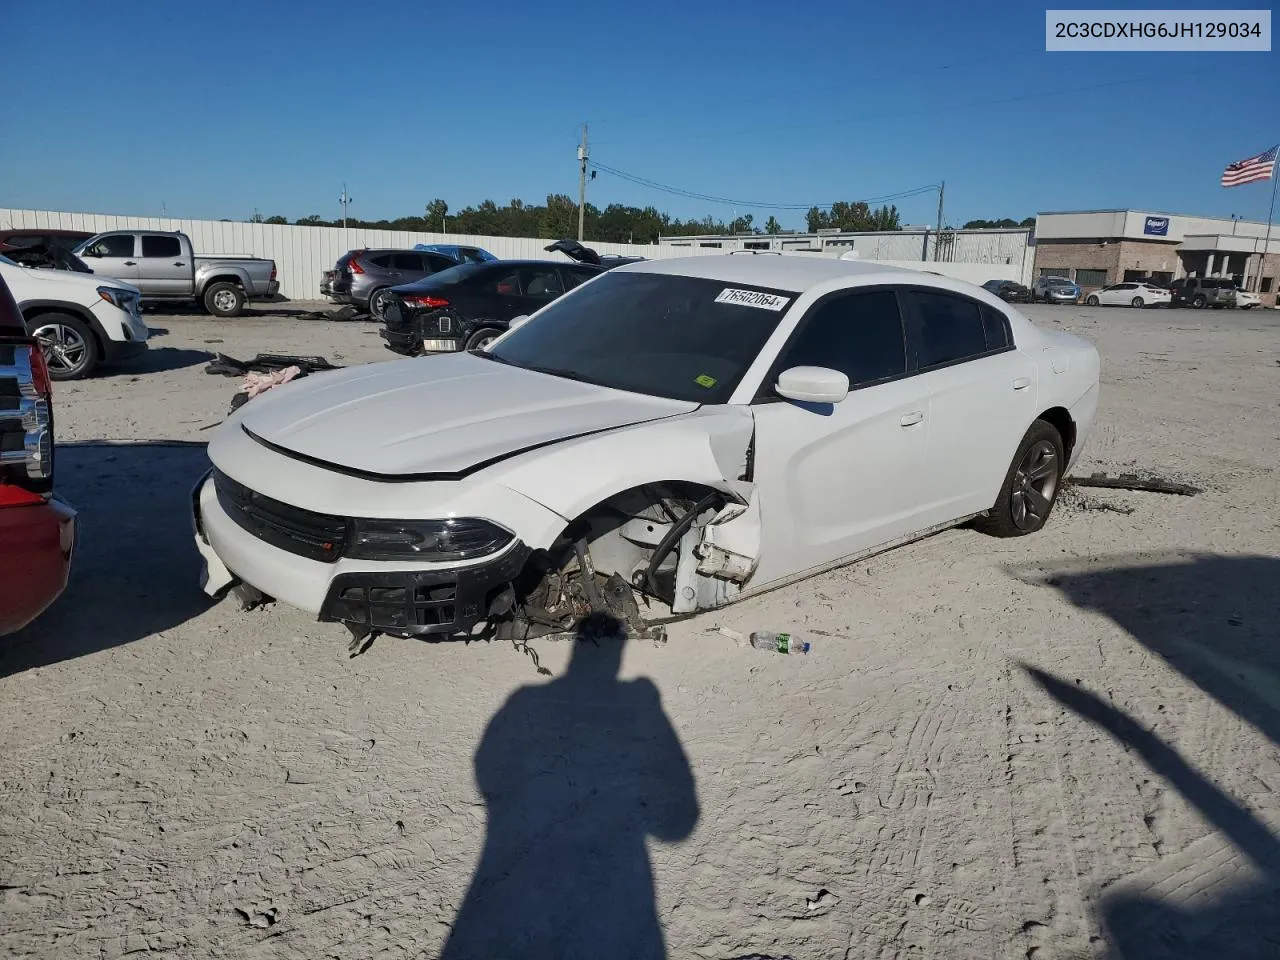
[190,469,533,638]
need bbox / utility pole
[577,123,589,242]
[339,183,353,252]
[934,180,946,261]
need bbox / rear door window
[391,252,424,270]
[367,254,394,269]
[519,267,565,300]
[909,290,989,368]
[141,235,182,258]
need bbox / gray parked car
[1032,275,1081,304]
[322,248,461,319]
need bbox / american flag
[1221,145,1277,187]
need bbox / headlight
[97,286,136,309]
[346,517,513,562]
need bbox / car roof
[616,254,915,292]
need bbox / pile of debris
[204,352,343,413]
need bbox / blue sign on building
[1144,216,1170,236]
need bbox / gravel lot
[2,300,1278,959]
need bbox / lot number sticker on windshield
[714,288,790,311]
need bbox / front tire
[975,419,1064,538]
[1085,294,1100,306]
[1131,296,1144,308]
[203,282,246,318]
[28,313,100,381]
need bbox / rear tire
[1191,295,1207,309]
[203,282,245,318]
[1131,296,1144,308]
[1085,294,1100,306]
[465,327,503,351]
[28,313,100,381]
[368,287,393,321]
[974,419,1065,538]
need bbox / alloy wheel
[212,289,238,313]
[1010,440,1058,532]
[32,322,88,376]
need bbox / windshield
[486,271,795,404]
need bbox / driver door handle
[900,411,924,427]
[124,261,136,266]
[173,261,185,266]
[1013,376,1031,390]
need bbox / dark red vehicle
[0,271,75,634]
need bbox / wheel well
[203,275,245,291]
[21,305,106,354]
[1037,406,1075,462]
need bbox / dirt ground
[2,301,1278,960]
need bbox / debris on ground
[243,365,302,399]
[1068,471,1201,496]
[204,352,343,378]
[749,631,811,655]
[1057,487,1137,516]
[204,352,344,414]
[297,305,362,322]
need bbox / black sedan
[981,279,1034,303]
[380,259,602,356]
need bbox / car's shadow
[0,442,214,679]
[1016,553,1280,959]
[99,347,215,377]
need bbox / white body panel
[0,259,147,344]
[194,256,1101,630]
[1094,282,1172,306]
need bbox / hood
[1,260,140,297]
[235,352,699,478]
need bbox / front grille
[213,468,348,563]
[331,581,457,630]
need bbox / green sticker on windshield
[695,374,717,388]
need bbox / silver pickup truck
[73,231,279,317]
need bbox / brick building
[1033,209,1279,305]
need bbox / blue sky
[2,0,1276,231]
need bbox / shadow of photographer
[442,614,699,960]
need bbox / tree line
[243,196,1031,240]
[245,196,905,243]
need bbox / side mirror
[775,366,849,404]
[508,314,531,331]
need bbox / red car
[0,271,75,634]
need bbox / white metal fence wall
[0,208,1026,297]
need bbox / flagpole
[1259,166,1278,294]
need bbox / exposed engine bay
[494,482,761,644]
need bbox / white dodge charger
[192,256,1100,645]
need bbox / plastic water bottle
[749,631,811,655]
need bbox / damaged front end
[496,479,762,644]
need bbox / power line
[589,161,938,211]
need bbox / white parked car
[1084,281,1171,308]
[192,257,1100,645]
[0,254,149,379]
[1234,289,1261,309]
